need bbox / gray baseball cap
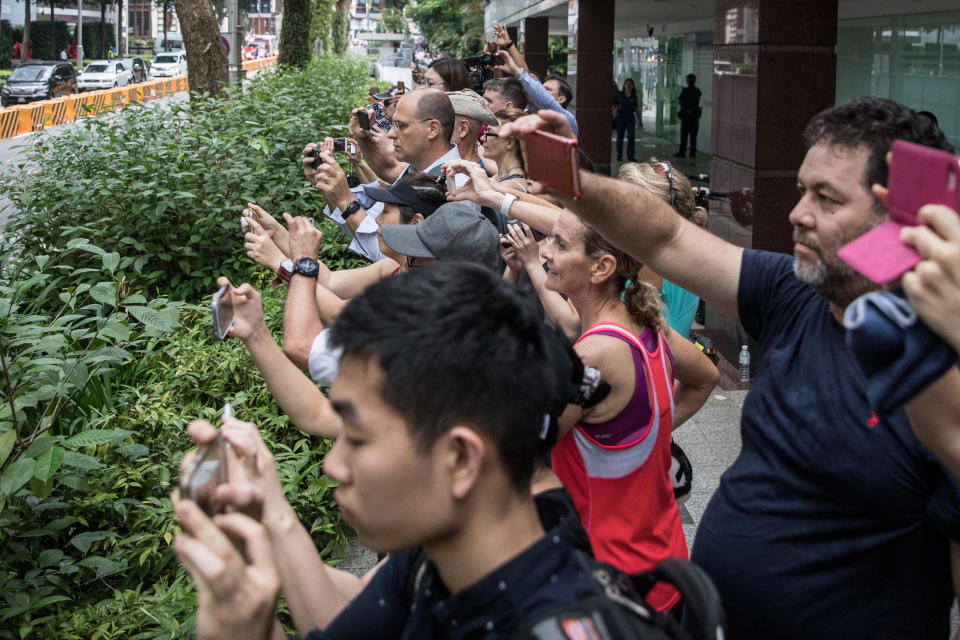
[379,202,500,272]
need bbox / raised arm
[501,112,743,322]
[346,109,407,183]
[493,51,578,136]
[282,217,326,373]
[663,326,719,428]
[220,277,341,438]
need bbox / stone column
[522,16,549,79]
[567,0,615,175]
[710,0,838,255]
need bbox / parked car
[1,61,77,107]
[116,57,149,84]
[77,60,133,92]
[150,52,187,78]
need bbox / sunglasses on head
[651,160,677,207]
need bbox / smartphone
[357,109,371,130]
[446,173,456,196]
[523,130,582,200]
[309,147,324,170]
[838,139,960,283]
[397,80,405,93]
[211,285,235,340]
[179,430,228,516]
[332,138,357,155]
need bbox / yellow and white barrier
[0,56,277,140]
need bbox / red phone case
[523,130,582,200]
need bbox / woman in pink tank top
[539,210,717,613]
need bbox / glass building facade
[613,10,960,153]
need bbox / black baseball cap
[362,180,441,217]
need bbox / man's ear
[442,426,486,500]
[590,254,618,284]
[426,118,442,141]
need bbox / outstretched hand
[243,217,287,271]
[216,277,268,344]
[443,159,503,209]
[505,222,541,268]
[493,49,522,77]
[499,109,575,141]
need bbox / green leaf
[69,530,117,554]
[38,549,66,567]
[1,457,36,496]
[29,476,53,498]
[33,446,65,482]
[89,282,117,306]
[63,429,133,448]
[62,451,105,470]
[117,444,150,460]
[102,252,120,272]
[0,430,16,469]
[126,305,176,332]
[79,555,125,576]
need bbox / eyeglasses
[482,131,500,139]
[390,118,432,132]
[652,160,677,207]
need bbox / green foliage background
[278,0,312,68]
[0,55,372,638]
[22,20,71,60]
[1,20,13,68]
[80,22,116,61]
[548,35,568,76]
[310,0,335,52]
[380,6,406,34]
[408,0,483,59]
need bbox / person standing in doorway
[675,73,702,159]
[613,78,642,162]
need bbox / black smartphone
[357,109,371,130]
[310,148,324,170]
[210,285,235,340]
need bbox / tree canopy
[408,0,483,59]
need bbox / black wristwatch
[292,257,320,278]
[341,200,363,220]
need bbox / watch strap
[341,200,363,220]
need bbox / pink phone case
[523,130,582,200]
[838,140,960,283]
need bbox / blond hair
[618,160,708,229]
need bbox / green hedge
[1,54,370,302]
[25,20,71,61]
[1,20,11,68]
[0,54,373,638]
[81,22,115,60]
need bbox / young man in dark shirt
[172,263,600,640]
[501,97,960,639]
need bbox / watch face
[294,257,320,277]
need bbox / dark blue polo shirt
[304,491,598,640]
[691,249,960,639]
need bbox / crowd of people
[170,21,960,640]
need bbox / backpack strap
[631,558,726,640]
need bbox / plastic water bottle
[738,345,751,382]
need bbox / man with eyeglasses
[499,99,960,640]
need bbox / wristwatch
[274,258,294,285]
[292,257,320,278]
[341,200,363,220]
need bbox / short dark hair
[428,58,471,92]
[330,263,555,492]
[803,96,954,193]
[483,77,529,111]
[397,172,447,223]
[415,90,456,146]
[545,74,573,107]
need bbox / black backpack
[512,554,726,640]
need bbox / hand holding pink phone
[838,140,960,284]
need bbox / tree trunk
[277,0,310,67]
[20,0,30,62]
[173,0,228,97]
[116,0,122,55]
[50,0,55,58]
[333,0,349,54]
[99,1,105,57]
[162,6,169,51]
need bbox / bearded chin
[793,256,827,289]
